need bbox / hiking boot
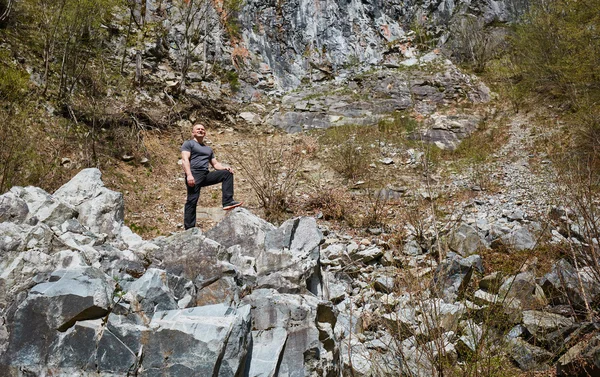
[223,201,243,210]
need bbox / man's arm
[182,150,195,186]
[210,158,234,173]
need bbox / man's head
[191,123,206,140]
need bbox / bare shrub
[228,136,305,224]
[306,186,350,221]
[449,15,506,73]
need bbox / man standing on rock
[181,123,242,229]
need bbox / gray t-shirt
[181,140,214,171]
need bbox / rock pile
[0,169,338,377]
[1,167,599,376]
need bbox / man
[181,123,242,229]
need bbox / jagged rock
[557,334,600,377]
[97,313,147,373]
[9,186,78,228]
[245,328,288,377]
[433,253,482,301]
[456,320,483,357]
[540,259,600,311]
[142,304,251,376]
[242,289,339,377]
[499,272,547,310]
[3,267,114,370]
[0,191,29,223]
[341,338,372,376]
[0,222,55,253]
[419,114,482,150]
[350,246,384,263]
[509,337,553,371]
[206,208,275,253]
[522,310,574,341]
[448,223,487,256]
[416,300,465,340]
[54,168,124,238]
[497,226,537,251]
[124,268,178,316]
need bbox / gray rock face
[269,62,489,134]
[242,289,339,377]
[10,186,78,228]
[206,208,275,253]
[540,259,600,310]
[237,0,526,91]
[143,304,251,377]
[54,168,124,238]
[4,267,114,369]
[499,272,547,310]
[448,223,488,256]
[0,191,29,223]
[0,169,345,377]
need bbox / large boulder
[54,168,124,238]
[9,186,78,228]
[212,213,324,295]
[141,304,251,376]
[540,259,600,310]
[205,208,275,253]
[2,267,114,370]
[242,289,339,377]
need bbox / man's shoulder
[181,139,194,151]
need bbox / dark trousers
[184,169,234,229]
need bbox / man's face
[192,124,206,138]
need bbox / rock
[4,267,114,369]
[456,320,482,357]
[498,226,537,251]
[509,337,553,371]
[206,208,275,255]
[242,289,339,376]
[0,191,29,223]
[349,246,384,263]
[245,328,288,377]
[448,223,487,256]
[239,111,262,124]
[433,253,480,301]
[499,272,547,310]
[522,310,574,340]
[54,168,124,238]
[419,114,482,150]
[540,259,600,310]
[10,186,78,227]
[341,338,372,376]
[142,304,251,376]
[125,268,178,316]
[557,334,600,377]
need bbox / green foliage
[511,0,600,103]
[377,111,419,135]
[511,0,600,178]
[0,61,29,102]
[0,106,58,192]
[14,0,121,101]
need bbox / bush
[448,16,506,73]
[229,136,305,224]
[511,0,600,103]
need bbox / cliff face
[236,0,528,90]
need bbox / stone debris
[0,167,599,376]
